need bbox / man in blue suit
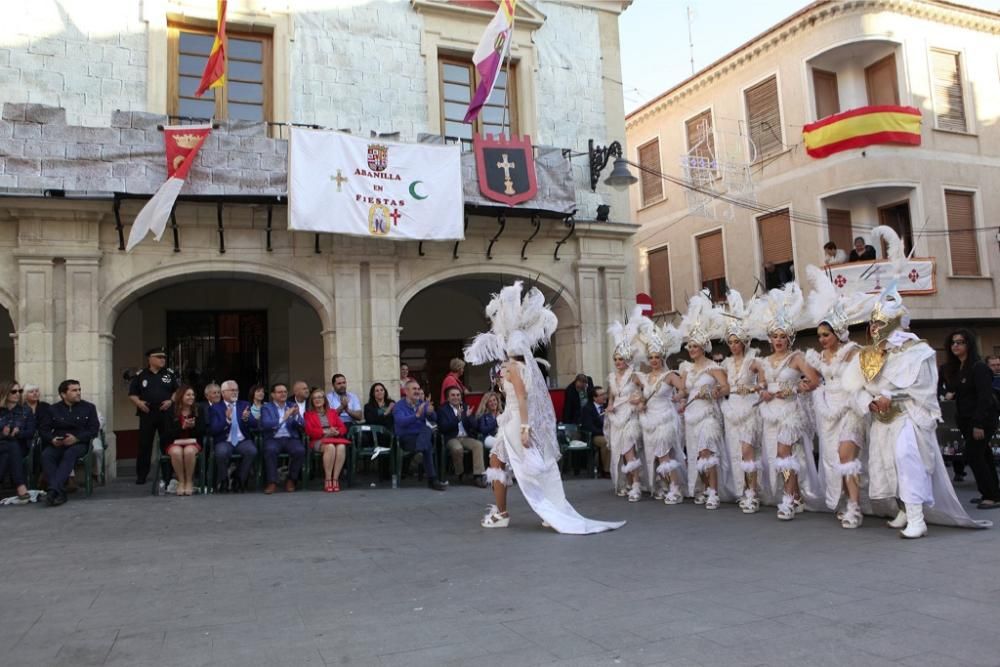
[260,383,305,494]
[209,380,258,493]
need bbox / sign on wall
[288,128,464,240]
[473,133,538,206]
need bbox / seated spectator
[562,373,594,426]
[849,236,877,262]
[440,358,470,403]
[399,363,412,398]
[208,380,257,493]
[247,383,267,421]
[711,351,726,365]
[823,241,848,265]
[582,386,610,478]
[437,387,487,487]
[394,380,446,491]
[292,380,310,415]
[475,391,503,451]
[327,373,363,427]
[988,355,1000,398]
[39,379,98,507]
[364,382,396,429]
[260,383,305,494]
[164,385,205,497]
[0,381,33,504]
[199,383,222,425]
[304,388,350,493]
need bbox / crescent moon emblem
[408,181,428,200]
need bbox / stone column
[14,255,57,398]
[576,264,606,383]
[367,262,399,393]
[332,262,364,388]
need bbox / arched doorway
[0,307,14,381]
[106,272,329,476]
[398,274,577,399]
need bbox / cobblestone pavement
[3,475,1000,666]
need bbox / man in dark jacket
[39,379,99,506]
[581,386,609,477]
[437,387,486,487]
[562,373,594,426]
[848,236,877,262]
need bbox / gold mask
[869,301,905,346]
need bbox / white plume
[870,225,905,280]
[805,265,839,327]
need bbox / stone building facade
[0,0,636,476]
[626,0,999,355]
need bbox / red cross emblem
[390,208,402,226]
[834,274,847,288]
[908,269,919,283]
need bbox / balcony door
[877,201,913,257]
[865,54,899,106]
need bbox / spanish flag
[194,0,227,98]
[802,105,921,158]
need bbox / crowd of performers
[606,226,989,538]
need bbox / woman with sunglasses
[940,329,1000,510]
[0,382,33,504]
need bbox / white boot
[704,488,720,510]
[777,494,796,521]
[741,489,759,514]
[900,503,927,539]
[627,480,642,503]
[886,508,907,529]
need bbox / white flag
[288,128,464,240]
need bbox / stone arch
[100,258,335,335]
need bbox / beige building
[626,0,1000,354]
[0,0,636,476]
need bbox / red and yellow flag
[194,0,227,98]
[802,105,921,158]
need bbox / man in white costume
[843,226,990,537]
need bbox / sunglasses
[8,389,21,393]
[951,340,967,346]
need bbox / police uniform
[128,347,179,483]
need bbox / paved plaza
[4,476,1000,667]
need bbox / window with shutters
[685,109,715,171]
[930,49,967,133]
[696,231,727,303]
[647,246,673,314]
[826,209,853,260]
[945,190,981,276]
[168,23,271,122]
[744,75,783,159]
[637,139,663,206]
[439,56,517,145]
[865,53,899,106]
[758,210,794,290]
[812,69,840,120]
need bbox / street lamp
[588,139,639,191]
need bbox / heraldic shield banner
[288,128,464,240]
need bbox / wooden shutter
[812,69,840,119]
[745,76,782,157]
[945,190,980,276]
[758,209,793,265]
[826,209,853,257]
[697,231,725,281]
[685,109,715,161]
[647,247,672,313]
[638,139,663,206]
[931,49,967,132]
[865,54,900,106]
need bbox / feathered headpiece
[608,305,645,361]
[679,291,723,351]
[867,225,910,344]
[464,281,558,365]
[719,289,753,343]
[747,281,805,341]
[805,265,876,342]
[633,313,684,363]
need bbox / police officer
[128,347,179,485]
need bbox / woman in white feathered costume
[804,265,875,528]
[678,292,731,510]
[842,227,989,537]
[467,281,625,534]
[632,316,687,505]
[717,290,766,513]
[747,283,822,520]
[607,308,646,502]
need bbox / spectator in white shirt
[327,373,363,427]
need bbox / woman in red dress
[164,385,205,496]
[304,388,351,492]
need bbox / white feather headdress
[679,291,723,350]
[632,313,683,363]
[718,289,753,343]
[746,281,805,341]
[866,225,911,340]
[464,281,558,365]
[608,305,645,361]
[805,265,876,342]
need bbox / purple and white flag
[463,0,517,124]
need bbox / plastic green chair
[557,423,595,478]
[152,435,209,496]
[349,424,395,488]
